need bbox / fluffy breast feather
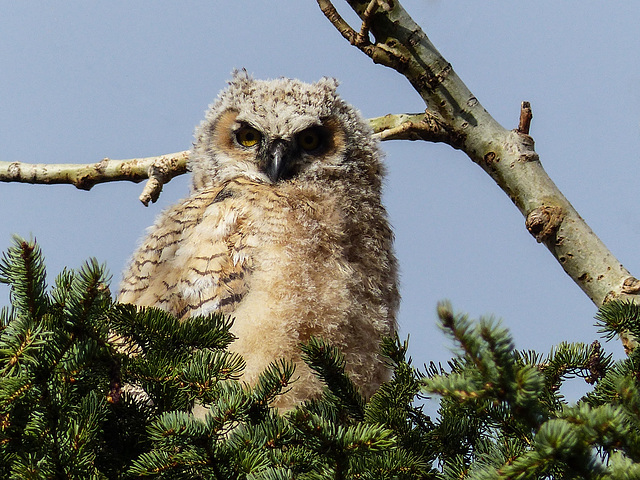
[119,176,395,407]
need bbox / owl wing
[118,181,251,320]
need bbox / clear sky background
[1,2,639,402]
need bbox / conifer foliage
[1,237,640,479]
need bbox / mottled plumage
[119,72,399,408]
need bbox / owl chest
[172,191,355,320]
[224,197,359,346]
[243,195,350,279]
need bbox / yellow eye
[298,128,323,151]
[236,127,261,147]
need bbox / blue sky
[2,2,639,399]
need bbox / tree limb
[319,0,638,308]
[0,114,433,204]
[0,152,189,206]
[370,111,464,147]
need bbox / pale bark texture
[0,152,188,206]
[317,0,638,311]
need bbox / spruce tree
[3,237,640,479]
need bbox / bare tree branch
[355,0,385,46]
[0,152,188,205]
[319,0,638,308]
[0,114,429,204]
[317,0,394,65]
[370,111,464,147]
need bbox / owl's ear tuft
[229,68,253,86]
[315,77,339,94]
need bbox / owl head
[189,70,383,191]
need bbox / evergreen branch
[203,381,252,435]
[0,316,49,376]
[560,403,634,456]
[128,448,210,477]
[181,349,245,387]
[56,391,108,477]
[596,299,640,342]
[427,303,549,454]
[147,410,208,444]
[300,337,366,421]
[0,237,48,321]
[288,409,396,478]
[585,361,635,407]
[379,334,411,367]
[176,314,237,351]
[249,359,296,413]
[366,335,434,457]
[436,302,488,377]
[246,468,294,480]
[542,341,613,396]
[110,305,236,356]
[338,422,396,453]
[226,414,294,459]
[47,269,76,322]
[0,375,33,409]
[607,451,640,479]
[63,258,111,330]
[496,418,603,479]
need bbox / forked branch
[318,0,638,308]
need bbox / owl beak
[265,140,291,182]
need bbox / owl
[118,71,399,409]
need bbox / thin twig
[317,0,392,64]
[356,0,379,46]
[317,0,358,44]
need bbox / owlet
[119,71,399,409]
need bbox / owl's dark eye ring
[297,127,325,152]
[235,126,262,148]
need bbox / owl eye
[297,128,324,152]
[236,126,262,148]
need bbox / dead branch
[518,101,533,135]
